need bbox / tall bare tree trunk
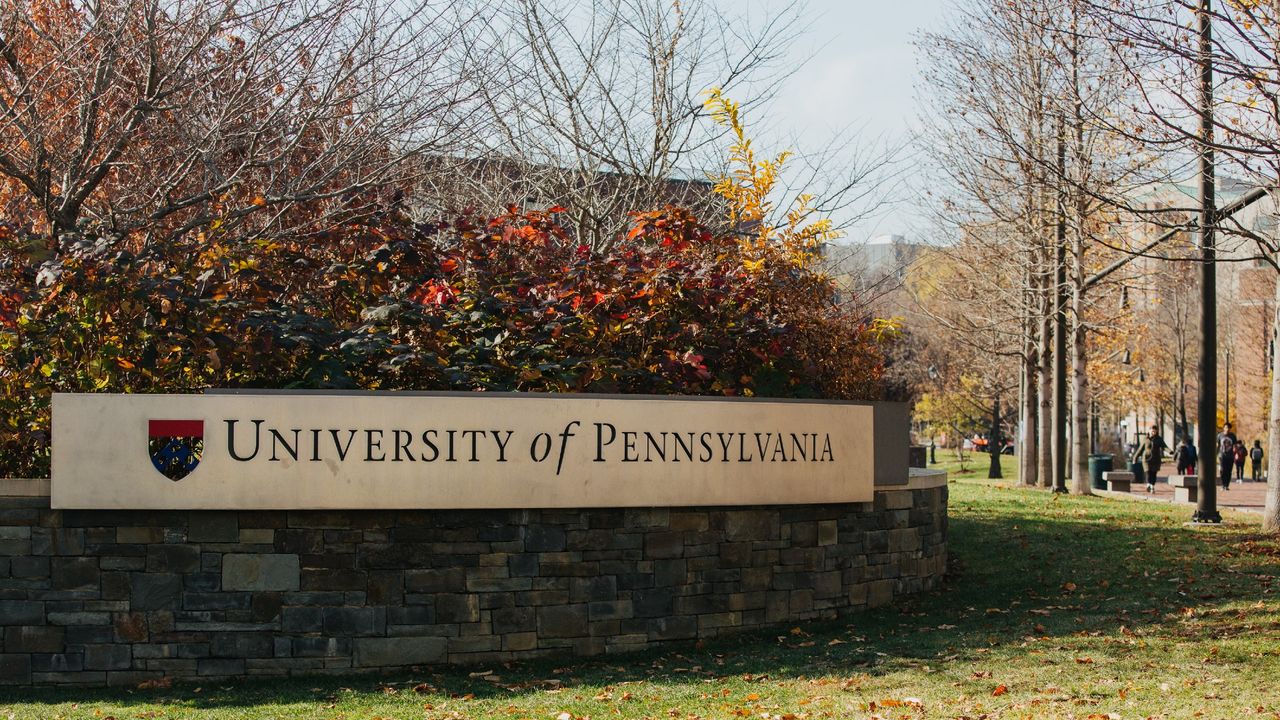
[1038,281,1055,488]
[1263,270,1280,531]
[1070,255,1092,494]
[1022,286,1040,486]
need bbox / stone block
[1174,485,1198,504]
[84,644,132,671]
[47,612,110,626]
[723,511,774,541]
[867,579,895,608]
[503,632,539,651]
[210,633,274,658]
[281,607,323,632]
[251,593,283,622]
[51,557,99,590]
[0,654,31,685]
[302,569,367,592]
[188,513,239,543]
[882,491,914,510]
[491,606,535,633]
[238,528,275,545]
[508,553,540,578]
[322,607,381,636]
[31,528,85,556]
[644,531,684,559]
[434,594,479,623]
[222,554,300,592]
[353,636,446,667]
[198,658,245,676]
[405,568,464,593]
[1168,474,1197,488]
[524,525,566,552]
[10,556,49,578]
[5,626,65,653]
[817,520,839,547]
[292,637,351,657]
[31,653,83,673]
[113,613,148,642]
[1106,477,1132,492]
[646,615,696,641]
[538,604,589,638]
[130,573,182,611]
[183,592,251,612]
[589,600,633,621]
[146,545,201,573]
[116,527,163,544]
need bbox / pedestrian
[1250,440,1264,483]
[1217,422,1238,449]
[1234,441,1247,483]
[1219,428,1237,491]
[1174,437,1196,475]
[1133,425,1167,493]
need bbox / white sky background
[716,0,950,244]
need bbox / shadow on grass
[2,483,1276,712]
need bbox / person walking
[1219,428,1237,491]
[1250,440,1264,483]
[1174,437,1197,475]
[1134,426,1167,493]
[1233,441,1247,483]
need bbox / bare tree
[412,0,902,250]
[0,0,489,246]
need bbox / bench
[1102,470,1133,492]
[1168,474,1197,503]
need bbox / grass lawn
[4,479,1279,719]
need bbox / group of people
[1130,422,1264,493]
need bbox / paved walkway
[1099,473,1269,515]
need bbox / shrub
[0,205,892,477]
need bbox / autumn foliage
[0,202,893,476]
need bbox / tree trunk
[1021,358,1039,486]
[1070,284,1091,494]
[1038,304,1054,488]
[989,395,1003,479]
[1021,307,1040,486]
[1263,270,1280,531]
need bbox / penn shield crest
[147,419,204,481]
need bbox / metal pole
[1194,0,1222,523]
[1049,116,1070,486]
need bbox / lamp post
[1193,0,1222,523]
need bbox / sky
[719,0,951,244]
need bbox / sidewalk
[1099,473,1268,515]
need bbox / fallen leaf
[992,685,1008,697]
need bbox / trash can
[1089,453,1114,490]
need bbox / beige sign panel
[51,392,875,509]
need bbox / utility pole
[1194,0,1222,524]
[1053,115,1069,493]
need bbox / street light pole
[1194,0,1222,523]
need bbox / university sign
[52,392,880,509]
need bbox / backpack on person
[1251,446,1264,463]
[1175,444,1191,467]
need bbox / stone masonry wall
[0,484,947,687]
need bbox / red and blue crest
[148,419,204,481]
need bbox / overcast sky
[722,0,951,243]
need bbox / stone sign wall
[0,473,946,687]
